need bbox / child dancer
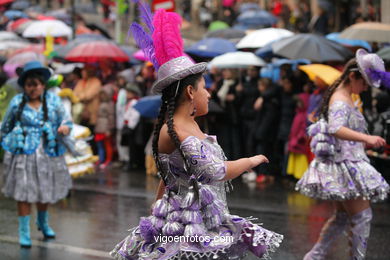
[1,61,73,247]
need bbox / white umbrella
[23,20,72,38]
[0,41,29,51]
[339,22,390,43]
[236,28,293,49]
[0,31,25,41]
[209,51,266,69]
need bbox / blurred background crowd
[0,0,390,185]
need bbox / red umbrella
[10,44,44,56]
[9,18,31,31]
[65,41,129,62]
[0,0,14,6]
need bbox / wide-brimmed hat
[152,56,207,94]
[125,82,141,96]
[18,60,51,87]
[356,48,385,87]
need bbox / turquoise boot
[36,211,56,238]
[18,215,32,248]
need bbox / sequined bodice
[159,135,229,213]
[328,101,368,162]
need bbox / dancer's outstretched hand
[249,155,269,169]
[365,135,386,148]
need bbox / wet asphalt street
[1,165,390,260]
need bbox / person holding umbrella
[0,61,73,248]
[111,5,282,260]
[296,49,389,260]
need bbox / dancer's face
[192,77,210,117]
[24,78,45,100]
[349,72,368,94]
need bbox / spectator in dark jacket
[253,78,280,183]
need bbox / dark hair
[23,73,46,88]
[152,73,203,185]
[319,58,363,120]
[0,72,8,86]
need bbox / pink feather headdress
[129,1,207,94]
[129,1,184,69]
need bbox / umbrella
[299,64,341,86]
[271,33,353,62]
[236,28,293,49]
[0,31,24,41]
[10,0,29,10]
[45,9,71,24]
[23,20,72,38]
[209,51,266,69]
[205,28,246,41]
[133,49,148,61]
[8,18,31,32]
[65,41,129,62]
[133,95,162,119]
[0,0,14,6]
[326,32,371,51]
[0,41,29,51]
[208,21,229,32]
[3,51,45,77]
[54,63,84,74]
[236,10,277,27]
[10,44,44,56]
[339,22,390,43]
[14,20,34,34]
[239,3,260,13]
[4,10,27,20]
[85,23,111,39]
[53,34,109,59]
[186,38,236,58]
[377,47,390,60]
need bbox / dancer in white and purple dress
[296,49,390,260]
[110,4,283,260]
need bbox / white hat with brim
[152,56,207,95]
[356,48,385,88]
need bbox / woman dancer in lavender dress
[110,4,283,260]
[296,49,389,260]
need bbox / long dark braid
[152,94,168,183]
[319,58,363,120]
[152,73,203,186]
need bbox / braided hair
[319,59,363,120]
[152,73,203,185]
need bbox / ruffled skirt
[2,146,72,204]
[296,159,389,202]
[110,215,283,260]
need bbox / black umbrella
[271,33,353,62]
[86,23,111,39]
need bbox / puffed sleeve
[328,101,351,134]
[53,94,73,131]
[180,136,226,182]
[0,94,21,139]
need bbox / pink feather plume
[152,9,184,66]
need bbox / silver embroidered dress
[296,101,389,201]
[111,135,283,259]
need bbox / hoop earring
[190,99,197,116]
